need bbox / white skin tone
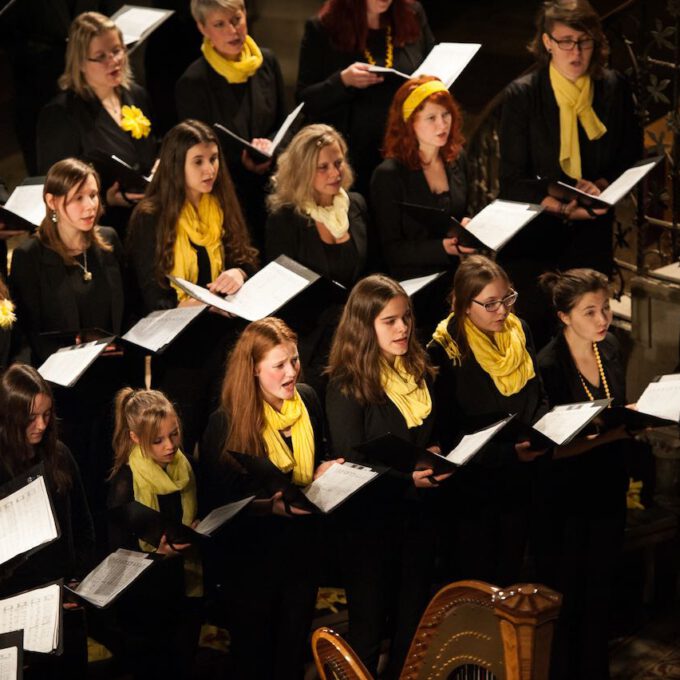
[411,99,474,256]
[255,342,344,515]
[540,22,608,220]
[197,8,272,173]
[374,295,451,486]
[45,174,99,254]
[26,394,52,445]
[339,0,392,88]
[178,142,245,305]
[83,30,145,207]
[312,142,350,243]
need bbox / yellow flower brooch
[0,299,16,330]
[120,105,151,139]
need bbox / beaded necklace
[364,25,394,68]
[578,342,611,405]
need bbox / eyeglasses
[86,45,125,64]
[471,289,518,313]
[548,33,595,52]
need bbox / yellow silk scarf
[201,35,263,84]
[128,446,202,595]
[262,388,315,486]
[170,193,224,301]
[549,62,607,179]
[380,356,432,429]
[465,313,535,396]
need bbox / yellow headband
[402,80,448,121]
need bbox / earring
[50,210,58,224]
[547,48,552,54]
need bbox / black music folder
[0,630,23,680]
[87,151,150,194]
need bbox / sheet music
[0,583,60,653]
[412,42,481,87]
[399,272,444,297]
[0,476,58,566]
[598,160,658,205]
[446,416,513,466]
[533,401,606,445]
[74,550,152,608]
[3,183,44,227]
[112,6,173,45]
[195,496,255,536]
[367,65,411,78]
[38,340,109,387]
[172,260,312,321]
[637,380,680,421]
[465,200,539,251]
[123,305,206,352]
[0,646,17,680]
[303,462,378,513]
[659,373,680,382]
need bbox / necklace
[101,94,121,122]
[74,251,93,282]
[578,342,610,404]
[364,25,393,69]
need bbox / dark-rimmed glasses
[548,33,595,52]
[87,45,126,64]
[471,289,518,313]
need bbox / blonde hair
[267,124,354,216]
[191,0,245,23]
[111,388,181,477]
[59,12,132,98]
[38,158,112,265]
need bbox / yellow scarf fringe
[262,388,315,486]
[380,356,432,429]
[201,35,263,84]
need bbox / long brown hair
[326,274,434,405]
[110,388,181,478]
[382,75,465,170]
[130,119,258,287]
[220,318,298,460]
[0,275,8,300]
[39,158,111,265]
[0,363,72,493]
[449,255,511,357]
[539,268,610,321]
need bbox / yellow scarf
[170,193,224,302]
[431,312,461,365]
[549,62,607,179]
[380,356,432,429]
[465,313,535,396]
[201,35,263,84]
[262,389,315,486]
[128,446,202,596]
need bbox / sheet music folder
[0,177,45,233]
[0,463,60,569]
[111,5,175,49]
[122,304,207,354]
[87,151,150,194]
[598,406,676,432]
[0,630,23,680]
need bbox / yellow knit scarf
[201,35,263,84]
[170,193,224,302]
[549,62,607,179]
[431,312,461,365]
[380,356,432,429]
[303,189,350,239]
[128,446,202,596]
[262,389,315,486]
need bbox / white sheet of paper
[303,463,378,513]
[4,183,44,227]
[465,200,539,251]
[0,476,58,567]
[399,272,443,297]
[599,160,658,205]
[411,42,481,87]
[195,496,255,536]
[367,65,411,78]
[637,380,680,421]
[659,373,680,382]
[0,646,18,680]
[650,262,680,284]
[172,260,312,321]
[533,401,605,445]
[113,6,173,45]
[122,305,206,352]
[446,416,513,466]
[0,583,60,653]
[74,549,152,608]
[38,340,109,388]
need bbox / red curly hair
[318,0,421,53]
[382,75,465,171]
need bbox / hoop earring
[50,210,58,224]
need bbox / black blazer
[370,155,468,279]
[36,84,157,182]
[9,227,124,364]
[265,192,369,286]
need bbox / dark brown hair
[538,268,610,319]
[0,363,72,493]
[326,274,434,405]
[528,0,609,78]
